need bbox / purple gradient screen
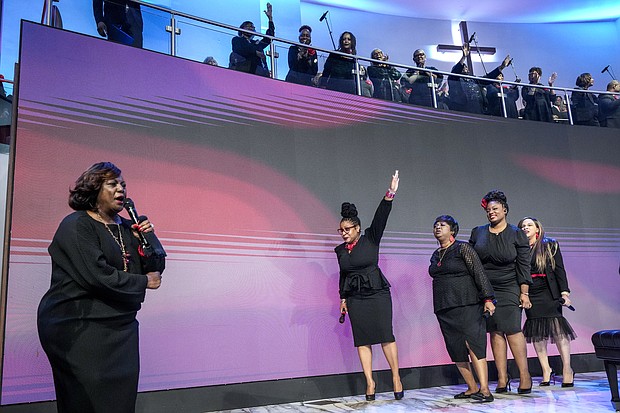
[2,23,619,404]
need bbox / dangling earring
[535,233,539,239]
[449,235,455,243]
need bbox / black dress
[521,83,553,122]
[429,241,495,362]
[523,239,576,343]
[469,224,531,334]
[336,198,394,347]
[571,88,600,126]
[485,83,519,118]
[321,52,357,95]
[38,211,165,413]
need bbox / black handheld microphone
[468,32,476,43]
[123,198,150,249]
[602,65,610,74]
[483,310,491,319]
[559,298,576,311]
[339,310,346,324]
[319,10,329,22]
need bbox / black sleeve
[257,21,275,50]
[515,228,532,286]
[93,0,104,23]
[460,242,494,300]
[287,45,298,70]
[365,198,392,245]
[56,217,148,303]
[551,241,570,293]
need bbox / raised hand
[548,72,558,86]
[264,2,273,21]
[390,170,399,193]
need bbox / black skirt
[523,277,576,343]
[485,300,523,335]
[436,304,487,362]
[346,289,395,347]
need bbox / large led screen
[2,22,619,404]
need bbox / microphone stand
[321,13,336,50]
[471,35,488,75]
[604,66,617,80]
[509,59,521,82]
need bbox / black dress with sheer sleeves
[429,241,495,362]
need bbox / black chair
[592,330,620,411]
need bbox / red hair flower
[480,198,488,209]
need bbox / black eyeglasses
[337,225,357,234]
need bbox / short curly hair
[68,162,122,211]
[434,215,459,237]
[482,190,509,214]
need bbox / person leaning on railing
[402,48,444,109]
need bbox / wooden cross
[436,21,496,76]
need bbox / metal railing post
[165,14,181,57]
[499,82,508,118]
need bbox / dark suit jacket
[598,93,620,128]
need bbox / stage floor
[214,371,617,412]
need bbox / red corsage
[480,198,488,209]
[307,48,316,56]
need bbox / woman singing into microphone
[37,162,164,413]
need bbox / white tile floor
[212,371,618,413]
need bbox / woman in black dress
[469,190,532,394]
[336,170,403,401]
[367,48,402,102]
[571,72,600,126]
[285,25,318,86]
[518,217,576,387]
[37,162,164,413]
[430,215,496,402]
[321,31,357,95]
[521,67,555,122]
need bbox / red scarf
[345,238,359,251]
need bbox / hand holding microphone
[559,297,575,311]
[339,310,346,324]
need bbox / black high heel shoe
[561,370,575,388]
[518,377,533,395]
[495,374,512,393]
[539,370,556,387]
[394,390,404,400]
[365,383,376,401]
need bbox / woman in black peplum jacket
[335,170,403,401]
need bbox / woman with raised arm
[336,170,404,401]
[430,215,496,403]
[518,217,576,387]
[469,190,532,395]
[37,162,164,413]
